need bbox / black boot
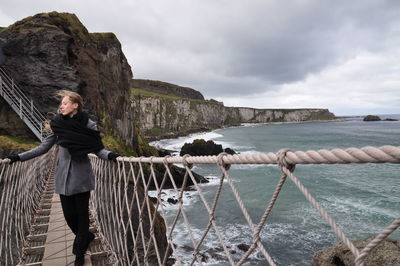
[74,254,84,266]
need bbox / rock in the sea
[167,198,178,204]
[363,115,381,121]
[312,236,400,266]
[384,118,398,121]
[224,147,236,155]
[180,139,236,156]
[237,243,250,252]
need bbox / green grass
[145,127,172,136]
[0,135,39,151]
[91,32,118,42]
[102,135,137,157]
[131,88,217,104]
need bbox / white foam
[150,131,224,151]
[147,189,199,211]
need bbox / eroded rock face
[0,11,170,262]
[0,98,36,139]
[312,237,400,266]
[132,95,336,139]
[0,12,134,144]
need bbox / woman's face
[59,96,78,116]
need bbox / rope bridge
[0,147,57,265]
[0,146,399,265]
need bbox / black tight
[60,191,91,256]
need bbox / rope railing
[88,145,400,266]
[0,147,57,266]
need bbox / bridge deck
[42,194,92,266]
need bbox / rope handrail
[113,145,400,165]
[0,148,57,265]
[0,145,398,265]
[87,145,400,266]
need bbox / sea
[149,115,400,265]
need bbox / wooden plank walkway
[41,194,92,266]
[21,167,110,266]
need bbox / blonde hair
[56,90,84,111]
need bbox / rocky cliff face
[0,12,170,261]
[132,95,336,139]
[0,12,134,144]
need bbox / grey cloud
[1,0,400,113]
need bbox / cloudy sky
[1,0,399,115]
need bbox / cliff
[0,12,134,146]
[131,90,336,139]
[0,12,171,262]
[131,79,205,100]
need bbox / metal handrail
[0,66,49,141]
[0,67,46,121]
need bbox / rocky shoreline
[147,118,344,143]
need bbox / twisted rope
[117,145,400,165]
[1,145,397,265]
[82,146,399,265]
[0,148,57,265]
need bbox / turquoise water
[151,116,400,265]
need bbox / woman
[6,90,120,266]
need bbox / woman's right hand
[108,152,120,162]
[5,155,20,164]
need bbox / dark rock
[0,98,37,140]
[146,163,208,190]
[118,177,172,265]
[200,253,209,262]
[312,236,400,266]
[156,148,173,157]
[0,11,134,145]
[180,139,236,156]
[184,186,197,191]
[166,258,176,266]
[224,147,236,155]
[148,196,158,204]
[363,115,381,121]
[205,247,227,261]
[237,243,250,252]
[167,198,178,204]
[0,12,173,264]
[181,245,194,252]
[384,118,398,121]
[131,79,205,100]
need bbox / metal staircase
[0,66,49,141]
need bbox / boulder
[363,115,381,121]
[180,139,236,156]
[312,236,400,266]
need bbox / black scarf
[50,111,104,159]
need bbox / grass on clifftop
[102,135,137,157]
[0,135,39,151]
[131,88,216,104]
